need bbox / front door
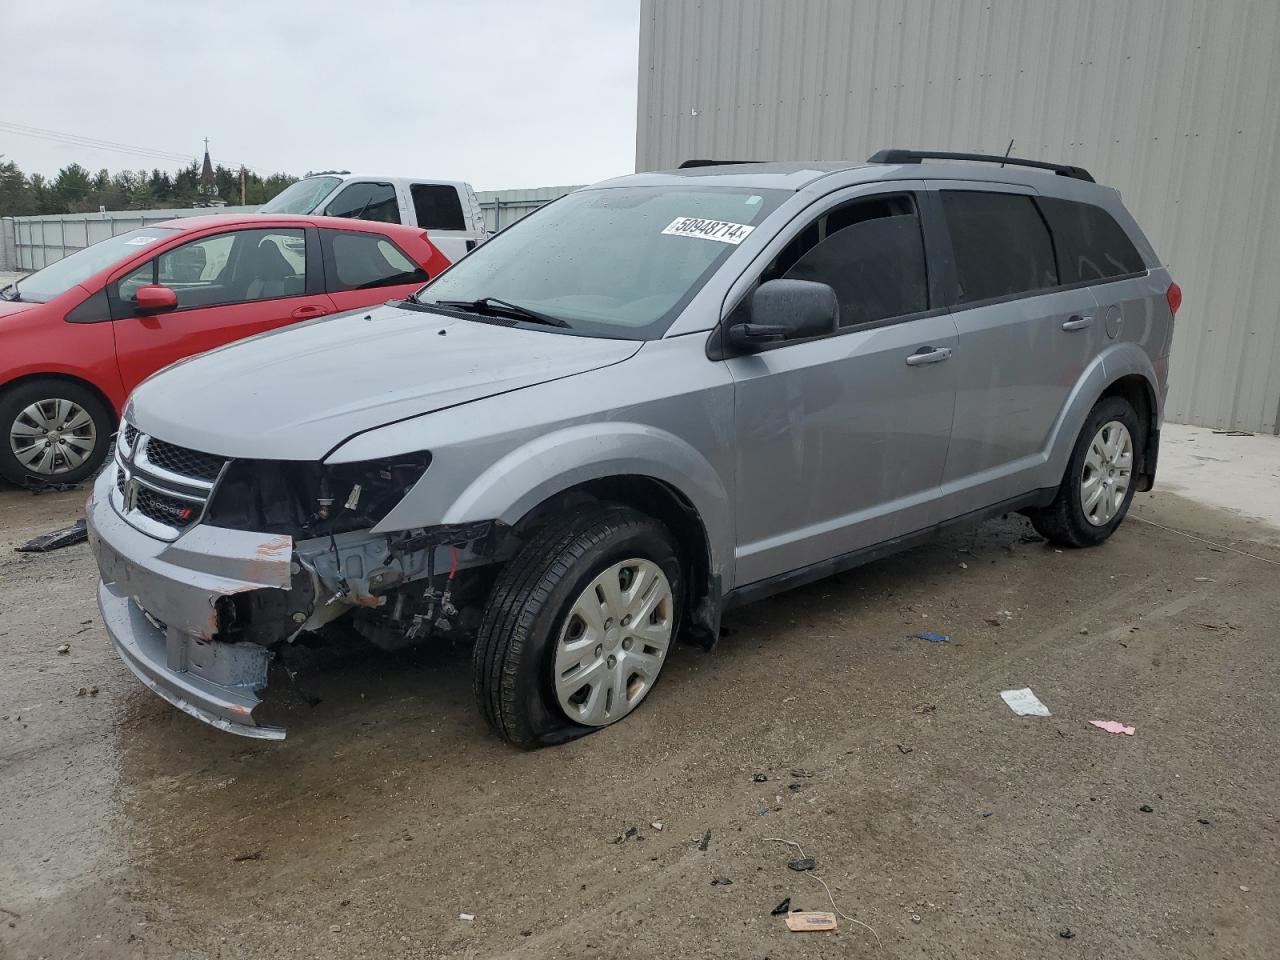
[727,188,958,588]
[109,227,332,393]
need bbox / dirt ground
[1,482,1276,960]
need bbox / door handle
[1062,314,1094,331]
[905,346,952,366]
[292,304,330,320]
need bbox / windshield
[9,227,179,303]
[415,185,787,338]
[259,176,342,214]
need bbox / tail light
[1166,281,1182,316]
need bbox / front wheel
[0,379,113,486]
[1028,395,1141,547]
[473,505,682,748]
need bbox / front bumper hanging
[87,469,295,739]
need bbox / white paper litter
[1000,687,1051,717]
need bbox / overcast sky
[1,0,640,191]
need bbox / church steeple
[196,137,224,206]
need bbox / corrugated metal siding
[637,0,1280,433]
[9,206,259,271]
[476,185,581,233]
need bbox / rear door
[727,184,959,586]
[109,226,331,392]
[1036,195,1159,359]
[319,228,431,313]
[929,183,1100,516]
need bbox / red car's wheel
[0,379,113,486]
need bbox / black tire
[1028,395,1142,548]
[473,504,683,748]
[0,379,114,486]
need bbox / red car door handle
[291,304,330,320]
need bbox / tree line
[0,157,297,218]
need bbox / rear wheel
[0,379,113,486]
[1028,395,1141,547]
[473,505,682,748]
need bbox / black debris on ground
[16,519,87,553]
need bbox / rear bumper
[86,468,294,740]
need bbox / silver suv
[86,150,1180,745]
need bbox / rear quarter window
[1036,197,1146,283]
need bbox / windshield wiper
[0,282,19,302]
[431,296,572,328]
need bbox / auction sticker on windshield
[124,236,161,246]
[662,217,756,245]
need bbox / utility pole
[240,165,246,205]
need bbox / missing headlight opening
[205,453,432,537]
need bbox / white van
[259,173,486,262]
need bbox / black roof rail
[678,159,766,169]
[867,149,1095,183]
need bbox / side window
[323,230,429,292]
[411,184,466,231]
[113,229,307,310]
[323,182,400,224]
[744,194,929,329]
[941,191,1059,303]
[1036,197,1146,283]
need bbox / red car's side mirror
[134,284,179,314]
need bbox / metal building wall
[476,185,581,233]
[637,0,1280,433]
[7,206,258,272]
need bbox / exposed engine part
[292,520,510,650]
[213,560,318,647]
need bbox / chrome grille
[111,425,229,541]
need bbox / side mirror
[727,279,839,352]
[134,284,178,314]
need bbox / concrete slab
[1156,422,1280,538]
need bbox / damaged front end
[88,428,505,739]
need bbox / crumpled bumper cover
[86,468,293,740]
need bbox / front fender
[375,421,734,581]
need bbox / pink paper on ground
[1089,720,1135,735]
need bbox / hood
[129,303,642,460]
[0,298,48,326]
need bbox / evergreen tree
[0,156,296,217]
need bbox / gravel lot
[1,482,1277,959]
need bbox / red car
[0,215,451,485]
